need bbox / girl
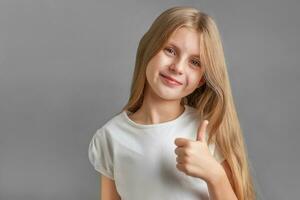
[89,6,256,200]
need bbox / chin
[154,88,184,101]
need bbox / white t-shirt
[88,104,225,200]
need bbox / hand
[174,120,222,182]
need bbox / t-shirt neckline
[122,104,191,129]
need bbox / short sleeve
[88,128,114,179]
[213,142,225,163]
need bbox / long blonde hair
[121,6,256,200]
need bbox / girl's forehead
[166,27,200,57]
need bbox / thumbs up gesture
[174,120,221,182]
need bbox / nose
[169,59,185,75]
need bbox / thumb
[196,120,209,142]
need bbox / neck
[129,86,185,125]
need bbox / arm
[100,175,121,200]
[206,159,238,200]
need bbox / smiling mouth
[160,73,183,86]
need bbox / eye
[191,59,201,67]
[165,47,176,55]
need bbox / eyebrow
[166,42,200,59]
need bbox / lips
[160,73,183,85]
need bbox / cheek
[153,51,172,66]
[145,61,159,83]
[147,56,161,72]
[146,54,170,76]
[187,75,202,88]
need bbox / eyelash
[164,47,201,67]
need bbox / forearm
[206,168,238,200]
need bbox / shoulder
[89,111,124,159]
[95,111,125,134]
[92,110,130,146]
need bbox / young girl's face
[145,27,205,102]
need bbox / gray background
[0,0,299,199]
